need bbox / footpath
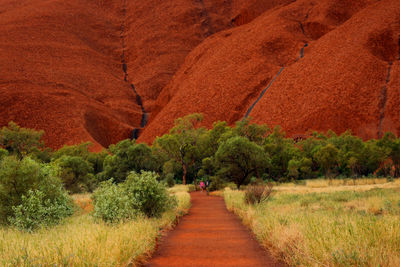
[145,191,282,267]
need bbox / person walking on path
[199,180,205,192]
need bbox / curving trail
[144,192,282,267]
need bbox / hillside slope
[140,0,400,142]
[0,0,141,150]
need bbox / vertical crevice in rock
[398,35,400,60]
[194,0,215,38]
[120,0,148,139]
[378,61,393,138]
[298,21,306,36]
[243,42,309,120]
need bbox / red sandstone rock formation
[1,0,399,148]
[0,0,142,151]
[139,0,400,143]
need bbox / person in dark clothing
[205,179,210,194]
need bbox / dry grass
[168,184,189,194]
[0,187,191,267]
[209,190,224,197]
[275,178,400,194]
[224,179,400,266]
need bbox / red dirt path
[144,192,282,267]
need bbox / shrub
[99,140,160,183]
[0,122,44,158]
[215,136,270,189]
[54,155,96,193]
[124,171,176,218]
[208,176,225,191]
[164,173,176,187]
[0,156,74,229]
[92,180,134,223]
[9,189,74,231]
[92,172,176,223]
[244,183,273,204]
[0,148,8,160]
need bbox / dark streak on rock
[194,0,215,38]
[378,61,393,138]
[120,0,148,139]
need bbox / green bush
[9,189,74,231]
[54,155,96,193]
[99,140,160,183]
[208,176,225,191]
[0,148,8,160]
[92,180,134,223]
[124,171,176,218]
[92,172,176,223]
[0,156,74,229]
[0,122,44,159]
[164,173,176,187]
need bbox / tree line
[1,114,399,193]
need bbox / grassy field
[0,187,191,266]
[224,179,400,266]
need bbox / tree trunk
[182,163,187,185]
[394,163,400,178]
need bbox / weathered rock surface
[1,0,399,148]
[140,0,400,142]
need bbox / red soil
[145,192,282,267]
[1,0,399,148]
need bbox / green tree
[54,155,95,193]
[100,140,158,183]
[378,132,400,177]
[0,156,73,226]
[0,122,44,159]
[215,136,270,189]
[52,142,106,174]
[197,121,232,159]
[154,114,204,185]
[161,159,182,182]
[264,126,300,180]
[314,144,339,177]
[234,119,270,145]
[287,159,300,179]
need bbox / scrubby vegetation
[224,181,400,266]
[0,122,189,265]
[3,113,399,195]
[0,156,73,230]
[92,171,176,223]
[0,189,190,266]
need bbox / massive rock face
[1,0,399,148]
[139,0,400,142]
[0,0,141,151]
